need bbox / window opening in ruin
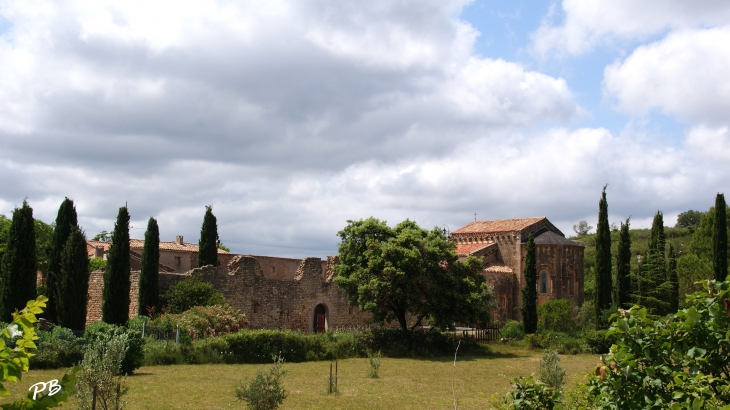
[253,302,261,314]
[314,304,327,333]
[539,272,548,293]
[174,256,181,266]
[271,266,276,274]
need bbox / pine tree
[594,185,612,328]
[57,226,89,330]
[138,217,160,316]
[103,206,130,325]
[641,211,671,316]
[714,193,728,281]
[46,198,78,323]
[0,201,37,322]
[198,205,219,268]
[616,217,632,309]
[667,243,679,313]
[521,234,537,334]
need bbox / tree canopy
[103,206,131,325]
[333,217,494,331]
[46,198,78,323]
[0,200,37,322]
[675,209,703,228]
[57,226,89,330]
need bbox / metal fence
[141,322,180,343]
[460,323,502,344]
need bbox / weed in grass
[367,351,381,378]
[236,354,288,410]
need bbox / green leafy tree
[0,201,37,322]
[162,274,226,314]
[92,230,111,242]
[57,226,89,330]
[615,218,632,309]
[521,234,538,334]
[675,209,703,228]
[46,198,78,323]
[333,217,493,331]
[198,205,219,268]
[594,186,612,328]
[714,193,728,281]
[138,217,160,316]
[667,243,679,313]
[103,206,131,325]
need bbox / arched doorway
[313,304,327,333]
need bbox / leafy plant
[235,354,287,410]
[538,351,565,390]
[500,320,524,340]
[75,331,129,410]
[367,351,381,378]
[150,304,247,339]
[84,322,143,375]
[525,333,552,350]
[537,299,576,332]
[494,375,563,410]
[162,274,226,314]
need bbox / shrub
[500,320,524,340]
[162,274,226,314]
[76,331,129,410]
[361,328,482,357]
[537,299,576,332]
[525,333,552,350]
[85,322,144,375]
[582,329,615,354]
[367,351,382,378]
[576,300,595,329]
[30,325,85,369]
[555,337,582,355]
[494,375,562,410]
[149,304,248,339]
[538,351,565,390]
[235,355,287,410]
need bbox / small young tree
[713,193,728,282]
[236,355,287,410]
[594,186,612,328]
[103,206,131,325]
[57,226,90,330]
[46,198,78,323]
[0,200,37,322]
[76,331,129,410]
[521,234,537,334]
[616,218,632,309]
[198,205,219,268]
[138,217,160,316]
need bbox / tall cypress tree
[0,200,37,322]
[57,226,89,330]
[46,198,78,323]
[642,211,670,316]
[595,185,612,328]
[198,205,219,268]
[667,243,679,313]
[521,234,537,334]
[616,217,632,309]
[103,206,130,325]
[138,217,160,316]
[714,193,728,281]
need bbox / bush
[538,351,565,390]
[555,337,582,355]
[235,355,287,410]
[500,320,524,340]
[582,329,615,354]
[537,299,576,332]
[576,300,595,329]
[76,331,129,410]
[162,274,226,314]
[494,375,562,410]
[525,333,552,350]
[30,325,85,369]
[85,321,144,375]
[362,328,483,357]
[149,304,248,339]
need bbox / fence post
[329,362,333,394]
[175,326,180,344]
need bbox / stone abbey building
[85,217,584,331]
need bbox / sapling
[367,351,381,378]
[236,354,287,410]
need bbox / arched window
[540,272,548,294]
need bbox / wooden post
[329,362,333,393]
[92,385,97,410]
[335,359,338,392]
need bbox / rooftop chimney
[175,235,184,245]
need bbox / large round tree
[103,206,131,325]
[333,217,493,331]
[0,200,37,322]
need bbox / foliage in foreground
[235,355,287,410]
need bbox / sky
[1,0,729,258]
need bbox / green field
[3,345,598,409]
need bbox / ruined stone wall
[247,255,302,280]
[486,271,514,323]
[86,270,140,325]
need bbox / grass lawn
[3,345,599,409]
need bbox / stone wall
[86,270,140,325]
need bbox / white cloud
[531,0,730,57]
[603,26,730,125]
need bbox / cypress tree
[595,185,612,328]
[198,205,219,268]
[667,243,679,313]
[642,211,670,316]
[616,217,632,309]
[714,193,728,281]
[103,206,130,325]
[46,198,78,323]
[138,217,160,316]
[0,200,37,322]
[521,234,537,334]
[57,226,89,330]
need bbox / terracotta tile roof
[455,243,493,256]
[451,217,547,235]
[485,265,513,274]
[86,240,229,254]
